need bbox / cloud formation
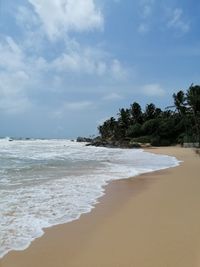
[138,0,155,34]
[137,1,190,36]
[139,0,155,19]
[103,93,123,101]
[28,0,104,39]
[141,84,166,97]
[0,37,31,114]
[0,1,128,116]
[51,42,127,79]
[167,8,190,34]
[52,101,94,120]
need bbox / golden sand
[1,147,200,267]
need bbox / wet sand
[1,147,200,267]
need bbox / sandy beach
[1,146,200,267]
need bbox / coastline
[1,146,200,267]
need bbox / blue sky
[0,0,199,138]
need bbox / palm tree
[130,102,143,124]
[172,90,190,142]
[118,108,130,127]
[144,103,156,120]
[186,85,200,147]
[117,108,131,139]
[173,90,187,115]
[98,117,117,140]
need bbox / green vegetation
[98,85,200,147]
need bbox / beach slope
[1,147,200,267]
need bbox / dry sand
[1,147,200,267]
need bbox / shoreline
[0,146,179,259]
[1,146,200,267]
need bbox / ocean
[0,139,179,258]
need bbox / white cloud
[0,37,24,71]
[141,83,166,97]
[103,93,123,101]
[52,44,127,79]
[0,71,32,114]
[139,0,155,18]
[138,23,149,34]
[16,5,39,30]
[110,59,127,80]
[0,95,31,115]
[13,1,127,80]
[96,62,107,76]
[0,33,128,114]
[52,49,97,74]
[28,0,104,39]
[167,8,190,34]
[138,0,155,34]
[0,37,31,114]
[0,1,129,115]
[0,36,51,114]
[137,3,190,36]
[63,101,93,110]
[52,101,94,119]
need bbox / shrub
[131,136,151,143]
[126,123,142,138]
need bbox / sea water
[0,139,179,258]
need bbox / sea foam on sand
[0,139,180,258]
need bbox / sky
[0,0,200,138]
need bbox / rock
[76,137,92,142]
[129,143,141,148]
[86,137,142,149]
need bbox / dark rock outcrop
[85,136,142,149]
[76,137,93,143]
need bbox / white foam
[0,140,180,258]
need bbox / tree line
[98,84,200,147]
